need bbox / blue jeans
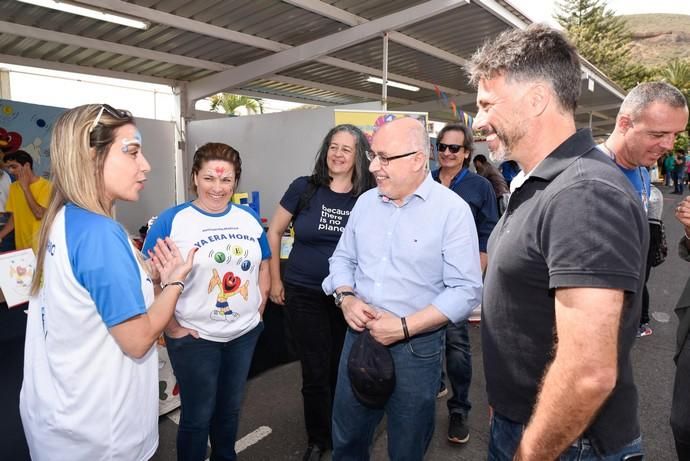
[445,320,472,418]
[332,328,444,461]
[488,412,644,460]
[165,322,263,461]
[674,171,685,194]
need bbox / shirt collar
[378,172,434,205]
[527,129,597,182]
[431,167,466,185]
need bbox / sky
[511,0,690,25]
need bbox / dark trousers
[165,323,263,461]
[284,283,347,449]
[672,337,690,461]
[445,320,472,418]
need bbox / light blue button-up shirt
[322,174,483,323]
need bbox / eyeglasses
[366,150,417,166]
[89,104,130,134]
[437,143,465,154]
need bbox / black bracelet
[401,317,410,341]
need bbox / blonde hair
[31,104,135,294]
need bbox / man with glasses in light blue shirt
[322,117,483,461]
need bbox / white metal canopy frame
[0,0,625,134]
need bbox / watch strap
[334,290,355,306]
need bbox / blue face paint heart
[121,130,143,153]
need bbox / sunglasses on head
[437,143,464,154]
[89,104,130,134]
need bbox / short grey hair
[619,81,688,119]
[467,24,582,113]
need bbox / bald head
[370,117,429,205]
[377,117,430,157]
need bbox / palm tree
[656,59,690,150]
[658,59,690,93]
[209,93,263,116]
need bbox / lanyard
[638,167,649,215]
[449,168,469,189]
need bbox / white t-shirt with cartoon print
[144,202,270,342]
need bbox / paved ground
[1,185,686,460]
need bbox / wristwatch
[333,291,355,307]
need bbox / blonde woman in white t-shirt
[20,104,196,461]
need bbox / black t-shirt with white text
[280,176,358,290]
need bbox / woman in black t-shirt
[267,124,373,461]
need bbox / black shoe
[303,444,324,461]
[448,413,470,444]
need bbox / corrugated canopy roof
[0,0,625,134]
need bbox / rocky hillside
[623,14,690,67]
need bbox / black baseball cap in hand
[347,330,396,409]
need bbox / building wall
[187,107,336,221]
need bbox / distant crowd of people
[6,22,690,461]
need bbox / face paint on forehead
[204,167,234,180]
[121,130,143,153]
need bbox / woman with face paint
[20,104,196,460]
[143,143,270,461]
[266,124,374,461]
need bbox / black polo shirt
[482,129,648,456]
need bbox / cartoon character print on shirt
[207,243,254,322]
